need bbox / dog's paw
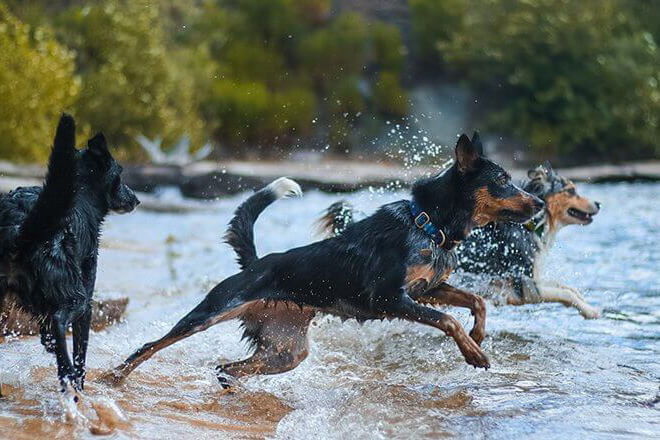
[96,370,124,387]
[458,338,490,370]
[580,306,601,319]
[215,366,238,391]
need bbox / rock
[0,298,129,339]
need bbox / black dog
[0,114,139,393]
[103,133,542,387]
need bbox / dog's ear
[455,134,479,173]
[87,133,112,168]
[471,131,484,156]
[527,164,548,181]
[542,160,558,179]
[88,133,108,153]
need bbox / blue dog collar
[410,200,447,248]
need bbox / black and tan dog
[102,133,542,387]
[0,114,139,394]
[326,162,601,318]
[457,162,601,318]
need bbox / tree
[0,5,78,162]
[438,0,660,163]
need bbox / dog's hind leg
[215,301,315,388]
[100,295,247,386]
[414,282,487,345]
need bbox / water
[1,183,658,438]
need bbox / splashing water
[1,183,658,438]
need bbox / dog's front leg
[413,283,487,346]
[386,293,490,369]
[532,281,601,319]
[72,305,92,390]
[51,308,78,391]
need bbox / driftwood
[4,159,660,201]
[0,298,128,340]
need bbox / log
[0,298,128,340]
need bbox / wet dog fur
[325,162,601,318]
[0,114,139,393]
[102,133,543,387]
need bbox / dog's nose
[595,201,601,210]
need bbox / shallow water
[1,183,658,439]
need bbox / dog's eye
[565,187,576,196]
[112,176,120,191]
[496,174,508,186]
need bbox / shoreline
[1,159,659,201]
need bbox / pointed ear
[542,160,555,177]
[527,165,547,180]
[87,132,108,153]
[455,134,479,173]
[471,131,484,156]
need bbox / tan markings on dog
[220,301,315,378]
[473,187,533,226]
[405,265,452,294]
[545,182,597,231]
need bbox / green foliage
[299,13,369,89]
[409,0,466,62]
[438,0,660,163]
[370,21,405,72]
[0,5,78,162]
[205,80,315,144]
[373,71,409,117]
[56,0,205,159]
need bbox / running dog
[102,133,543,387]
[0,114,139,393]
[323,162,601,318]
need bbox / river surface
[1,183,659,439]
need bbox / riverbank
[2,159,660,200]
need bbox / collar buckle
[414,212,430,229]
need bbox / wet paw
[215,366,237,390]
[459,338,490,370]
[97,370,124,387]
[580,306,601,319]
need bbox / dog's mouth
[567,207,595,224]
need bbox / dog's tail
[17,114,77,252]
[224,177,302,269]
[315,201,354,238]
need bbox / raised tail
[224,177,302,269]
[315,200,355,238]
[17,114,78,252]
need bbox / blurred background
[1,0,659,167]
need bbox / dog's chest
[404,239,457,294]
